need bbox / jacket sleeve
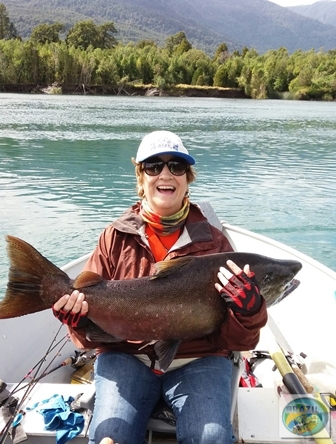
[213,298,268,351]
[82,226,116,279]
[66,227,117,349]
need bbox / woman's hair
[131,158,196,199]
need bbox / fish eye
[261,273,273,286]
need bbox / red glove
[52,306,89,328]
[219,271,262,315]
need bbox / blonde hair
[131,158,196,199]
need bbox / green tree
[179,49,213,85]
[136,39,156,49]
[94,48,120,86]
[0,3,19,40]
[111,42,143,83]
[263,47,290,94]
[98,22,117,49]
[66,20,101,50]
[30,22,64,45]
[66,20,117,50]
[136,52,154,84]
[2,40,40,83]
[37,44,55,83]
[165,32,191,55]
[213,43,229,63]
[214,55,243,88]
[0,39,16,82]
[134,41,158,84]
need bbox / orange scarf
[145,225,180,261]
[140,198,190,236]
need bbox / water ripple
[1,96,335,294]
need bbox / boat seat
[147,352,243,444]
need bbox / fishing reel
[70,350,96,369]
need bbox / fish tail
[0,235,68,319]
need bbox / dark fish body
[1,235,302,370]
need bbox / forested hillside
[4,0,336,54]
[289,1,336,29]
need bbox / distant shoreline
[0,83,248,99]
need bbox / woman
[53,130,268,444]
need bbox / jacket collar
[111,201,215,251]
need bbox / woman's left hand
[215,260,262,315]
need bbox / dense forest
[0,4,336,100]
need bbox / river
[0,94,335,296]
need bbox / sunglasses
[143,158,188,176]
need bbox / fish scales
[1,235,302,370]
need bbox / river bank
[0,83,248,98]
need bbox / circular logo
[282,396,329,437]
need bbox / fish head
[253,258,302,307]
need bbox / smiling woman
[50,129,268,444]
[133,131,196,217]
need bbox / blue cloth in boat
[26,394,84,444]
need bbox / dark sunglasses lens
[143,159,187,176]
[168,161,187,176]
[144,162,164,176]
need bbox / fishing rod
[266,324,333,444]
[0,349,94,444]
[8,350,95,399]
[0,328,68,444]
[267,314,314,393]
[0,326,95,444]
[8,330,69,397]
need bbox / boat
[0,202,335,444]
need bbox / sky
[270,0,320,6]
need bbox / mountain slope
[4,0,336,54]
[289,1,336,29]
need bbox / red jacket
[68,202,267,361]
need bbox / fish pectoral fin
[150,257,195,280]
[73,271,103,289]
[154,339,181,372]
[85,321,122,343]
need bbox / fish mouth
[274,278,301,305]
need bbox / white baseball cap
[136,130,196,165]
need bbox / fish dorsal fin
[150,256,195,280]
[73,271,103,289]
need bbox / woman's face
[141,155,189,216]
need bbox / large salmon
[1,235,302,370]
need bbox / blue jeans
[89,352,234,444]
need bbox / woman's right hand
[52,290,89,328]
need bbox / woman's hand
[215,260,262,315]
[52,290,89,328]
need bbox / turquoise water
[0,94,335,295]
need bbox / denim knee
[89,352,161,444]
[178,422,234,444]
[162,356,234,444]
